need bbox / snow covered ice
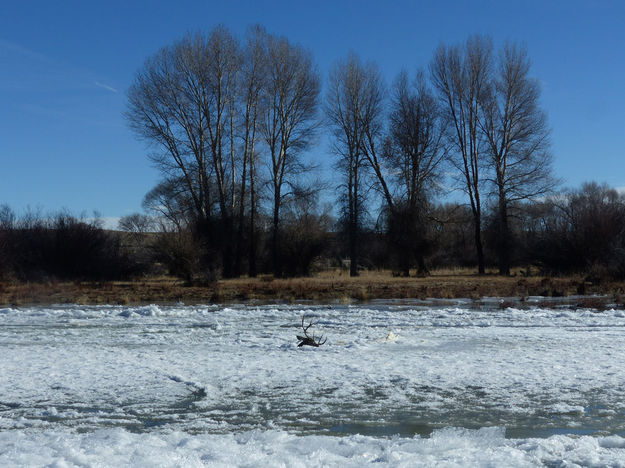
[2,302,625,466]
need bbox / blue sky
[1,0,624,224]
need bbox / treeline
[0,208,136,282]
[2,182,625,283]
[2,26,624,283]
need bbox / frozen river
[2,301,625,466]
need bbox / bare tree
[126,33,215,259]
[326,53,385,276]
[388,71,447,210]
[0,204,15,279]
[431,35,493,274]
[478,43,554,275]
[118,213,155,234]
[383,70,447,275]
[0,204,15,230]
[141,178,194,232]
[261,34,320,277]
[201,27,241,277]
[327,60,446,277]
[280,191,333,276]
[236,25,267,277]
[526,183,625,277]
[126,28,244,277]
[127,38,206,220]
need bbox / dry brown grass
[1,269,623,306]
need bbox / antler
[297,315,327,347]
[301,316,313,337]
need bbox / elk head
[296,315,327,347]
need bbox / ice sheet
[2,303,625,465]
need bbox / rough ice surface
[2,302,625,466]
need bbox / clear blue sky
[1,0,624,224]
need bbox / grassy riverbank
[2,269,625,308]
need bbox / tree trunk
[248,162,257,278]
[221,217,235,279]
[234,162,247,278]
[401,259,410,277]
[349,218,359,277]
[497,195,511,275]
[416,254,428,277]
[248,218,257,277]
[349,159,360,278]
[272,190,281,277]
[474,216,485,275]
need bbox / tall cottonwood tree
[261,34,320,277]
[237,25,267,277]
[126,28,243,277]
[127,35,212,222]
[127,26,320,279]
[431,35,493,274]
[383,70,447,275]
[203,27,241,277]
[479,43,554,275]
[326,53,385,276]
[327,59,447,277]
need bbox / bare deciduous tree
[237,25,267,277]
[126,28,243,277]
[326,53,385,276]
[141,178,194,232]
[118,213,155,234]
[526,183,625,277]
[126,36,212,222]
[0,204,15,230]
[201,27,241,277]
[261,34,320,277]
[383,70,447,275]
[478,43,554,275]
[431,35,493,274]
